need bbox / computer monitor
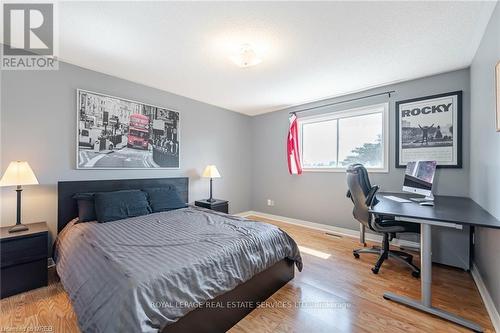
[402,160,437,200]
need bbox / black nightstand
[195,199,229,214]
[0,222,48,299]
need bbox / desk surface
[370,192,500,229]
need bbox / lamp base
[206,198,217,203]
[9,223,29,233]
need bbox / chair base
[353,245,420,278]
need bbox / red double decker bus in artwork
[127,114,150,150]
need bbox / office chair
[346,164,420,277]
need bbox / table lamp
[202,165,221,203]
[0,161,39,233]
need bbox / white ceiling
[50,2,499,115]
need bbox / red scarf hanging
[287,113,302,175]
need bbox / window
[299,103,389,172]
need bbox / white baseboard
[234,210,420,249]
[471,263,500,332]
[234,211,254,217]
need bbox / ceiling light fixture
[230,44,262,68]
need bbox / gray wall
[251,69,471,231]
[0,61,253,242]
[470,2,500,314]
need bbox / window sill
[302,167,389,174]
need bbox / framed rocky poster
[395,91,462,168]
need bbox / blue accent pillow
[143,187,187,213]
[94,190,152,223]
[72,192,97,222]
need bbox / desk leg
[421,223,432,306]
[383,223,483,332]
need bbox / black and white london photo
[396,91,462,168]
[77,90,180,169]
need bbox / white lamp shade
[202,165,221,178]
[0,161,39,187]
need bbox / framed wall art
[77,89,180,169]
[496,61,500,132]
[395,91,462,168]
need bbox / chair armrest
[365,185,380,207]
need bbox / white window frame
[298,102,389,173]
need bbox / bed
[55,178,302,333]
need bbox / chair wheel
[412,271,420,278]
[353,252,360,259]
[371,267,379,274]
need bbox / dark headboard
[57,177,189,232]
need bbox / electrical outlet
[267,199,275,206]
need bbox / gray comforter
[54,207,302,333]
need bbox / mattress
[54,206,302,333]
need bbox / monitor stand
[410,192,434,202]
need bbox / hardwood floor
[231,216,494,333]
[0,216,494,332]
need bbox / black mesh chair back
[346,164,379,230]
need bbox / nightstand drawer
[1,234,47,268]
[211,203,229,213]
[195,200,229,214]
[0,259,47,298]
